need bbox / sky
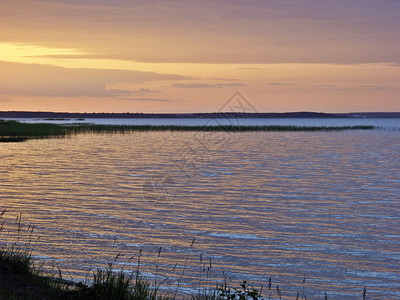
[0,0,399,113]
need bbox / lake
[0,118,399,299]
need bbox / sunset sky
[1,0,399,113]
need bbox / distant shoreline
[1,111,400,119]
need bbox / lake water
[1,118,399,299]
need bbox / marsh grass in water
[0,120,377,143]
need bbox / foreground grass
[0,246,71,299]
[0,248,166,300]
[0,245,254,300]
[0,120,376,142]
[0,245,370,300]
[0,211,369,300]
[0,219,167,300]
[0,214,255,300]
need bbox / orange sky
[0,0,399,113]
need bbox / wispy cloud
[122,97,173,102]
[318,84,396,91]
[2,0,400,64]
[172,83,246,88]
[208,77,239,82]
[267,82,295,86]
[105,89,133,97]
[136,87,157,93]
[0,61,189,98]
[358,85,395,91]
[238,67,264,70]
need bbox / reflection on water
[1,129,399,299]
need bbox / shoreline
[1,111,400,119]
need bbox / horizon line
[1,110,400,114]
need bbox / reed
[0,120,377,143]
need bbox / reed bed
[0,120,376,143]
